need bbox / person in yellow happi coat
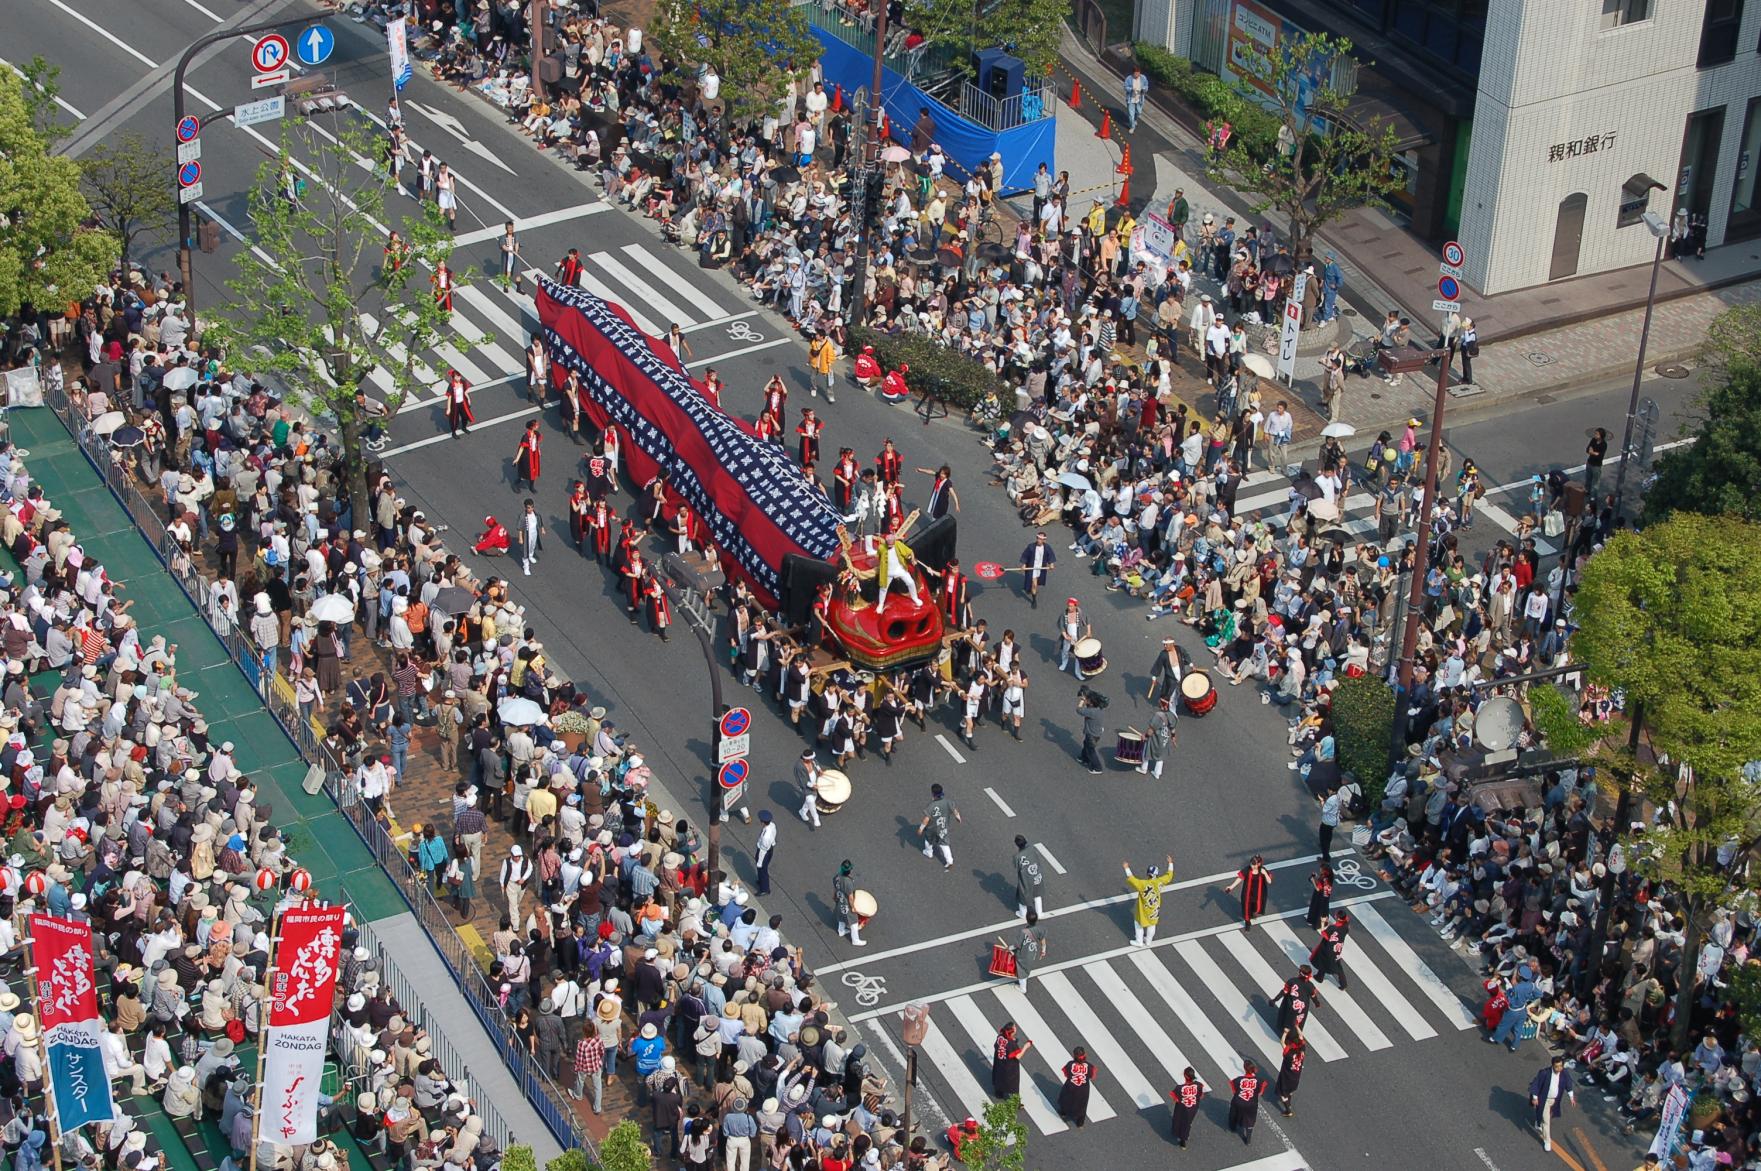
[1124,855,1175,947]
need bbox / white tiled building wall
[1135,0,1198,55]
[1462,0,1761,294]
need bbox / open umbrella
[309,594,355,624]
[110,427,145,449]
[1241,353,1277,381]
[880,145,912,163]
[432,585,475,614]
[161,368,198,393]
[89,411,128,437]
[1320,421,1357,438]
[1054,471,1092,492]
[1264,252,1297,278]
[497,696,546,727]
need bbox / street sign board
[177,182,203,205]
[175,115,200,143]
[716,733,751,763]
[1431,299,1462,313]
[252,33,290,73]
[1276,270,1308,384]
[719,707,751,739]
[717,759,750,789]
[296,25,335,66]
[233,96,286,128]
[1438,262,1464,280]
[176,140,201,166]
[1437,275,1461,301]
[251,69,290,89]
[1442,240,1465,267]
[177,161,202,188]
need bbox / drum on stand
[816,768,853,814]
[852,889,878,927]
[1114,729,1145,765]
[1180,668,1218,716]
[1074,637,1107,678]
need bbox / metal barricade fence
[37,387,593,1159]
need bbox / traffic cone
[1116,173,1131,207]
[1097,110,1111,140]
[1070,79,1081,109]
[831,84,843,113]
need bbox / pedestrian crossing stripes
[898,902,1474,1138]
[356,245,736,409]
[1229,473,1558,555]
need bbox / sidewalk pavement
[1053,31,1754,435]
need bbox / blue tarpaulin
[811,29,1056,192]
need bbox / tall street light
[1611,180,1670,518]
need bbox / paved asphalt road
[5,3,1707,1167]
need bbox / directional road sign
[1437,275,1461,302]
[233,96,286,128]
[175,115,200,143]
[296,25,335,66]
[252,33,290,73]
[1442,240,1465,268]
[251,69,290,89]
[177,161,202,189]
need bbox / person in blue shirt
[628,1021,667,1106]
[1320,253,1344,321]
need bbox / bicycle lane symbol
[1333,856,1379,889]
[726,321,764,343]
[842,971,887,1006]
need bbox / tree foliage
[1642,308,1761,524]
[81,132,179,270]
[0,72,115,319]
[649,0,822,124]
[962,1095,1027,1171]
[907,0,1068,77]
[1572,514,1761,1043]
[595,1121,652,1171]
[13,56,69,146]
[205,113,480,527]
[1203,32,1405,257]
[1329,673,1395,802]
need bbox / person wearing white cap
[499,844,533,924]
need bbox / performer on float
[433,260,455,313]
[472,515,509,556]
[840,510,922,613]
[444,370,474,438]
[513,419,543,491]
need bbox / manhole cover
[1526,351,1556,368]
[1369,392,1382,400]
[1656,364,1691,378]
[1343,308,1360,318]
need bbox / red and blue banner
[536,277,842,608]
[262,904,346,1146]
[30,914,114,1132]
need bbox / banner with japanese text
[387,18,413,91]
[261,905,345,1145]
[30,915,113,1132]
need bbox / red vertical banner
[30,914,113,1131]
[260,905,345,1145]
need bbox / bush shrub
[1131,42,1281,160]
[545,1152,588,1171]
[1330,674,1396,806]
[597,1121,653,1171]
[1527,683,1601,758]
[503,1148,537,1171]
[848,325,1002,410]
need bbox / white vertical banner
[260,905,345,1146]
[386,17,413,91]
[1277,270,1309,384]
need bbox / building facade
[1136,0,1761,294]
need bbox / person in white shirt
[1265,402,1295,472]
[101,1022,148,1094]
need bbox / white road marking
[619,245,725,319]
[450,204,612,246]
[2,57,85,119]
[993,983,1118,1121]
[1173,940,1284,1067]
[173,0,223,20]
[572,269,660,336]
[192,201,279,269]
[1216,929,1349,1062]
[1481,437,1696,495]
[819,852,1328,975]
[589,251,702,328]
[454,283,532,347]
[911,1018,992,1134]
[982,787,1015,817]
[394,371,522,413]
[684,336,795,368]
[1038,971,1160,1109]
[1349,904,1479,1029]
[1212,1149,1312,1171]
[1257,920,1392,1054]
[934,734,966,764]
[1034,843,1067,876]
[1127,946,1246,1080]
[378,405,541,456]
[679,309,760,334]
[943,996,1067,1134]
[1473,497,1557,555]
[1083,963,1193,1082]
[1473,1147,1502,1170]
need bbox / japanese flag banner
[30,914,114,1131]
[261,905,345,1145]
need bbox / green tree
[206,113,480,527]
[1571,514,1761,1047]
[596,1121,652,1171]
[1204,32,1405,260]
[13,56,69,146]
[81,133,179,271]
[501,1147,536,1171]
[648,0,822,124]
[1641,307,1761,524]
[905,0,1068,77]
[962,1095,1027,1171]
[1328,673,1395,802]
[0,72,115,319]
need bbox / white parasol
[309,594,356,624]
[89,411,128,437]
[497,697,547,727]
[1320,421,1357,438]
[1241,353,1277,380]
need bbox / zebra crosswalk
[361,244,741,408]
[892,899,1474,1138]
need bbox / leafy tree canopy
[0,71,115,319]
[649,0,823,124]
[1642,307,1761,524]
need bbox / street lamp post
[1611,186,1670,518]
[1387,353,1455,765]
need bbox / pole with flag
[251,903,345,1171]
[386,17,413,92]
[29,914,115,1169]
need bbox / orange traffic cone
[831,84,843,112]
[1070,79,1081,109]
[1116,174,1131,207]
[1097,110,1111,140]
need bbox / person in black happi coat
[1228,1060,1264,1144]
[1168,1067,1206,1149]
[1058,1046,1098,1127]
[1276,1029,1307,1116]
[1310,910,1352,989]
[991,1022,1030,1099]
[1273,965,1319,1034]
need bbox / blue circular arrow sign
[1437,275,1461,301]
[175,116,200,143]
[717,759,749,789]
[177,161,202,188]
[719,707,751,738]
[297,25,335,66]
